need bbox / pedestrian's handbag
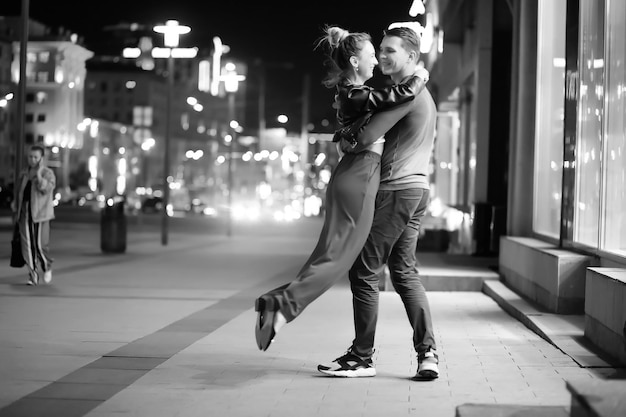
[10,223,25,268]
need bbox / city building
[423,0,626,364]
[0,22,14,185]
[0,17,92,191]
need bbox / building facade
[0,17,93,194]
[424,0,626,364]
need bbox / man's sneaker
[416,349,439,379]
[318,350,376,378]
[43,270,52,284]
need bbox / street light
[152,20,194,246]
[222,62,245,237]
[14,0,29,202]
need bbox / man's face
[27,150,43,168]
[378,35,413,77]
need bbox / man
[318,26,439,379]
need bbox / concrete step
[381,253,500,291]
[567,379,626,417]
[456,404,569,417]
[483,280,618,368]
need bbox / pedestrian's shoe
[255,296,280,351]
[317,350,376,378]
[416,349,439,380]
[27,270,38,286]
[43,270,52,284]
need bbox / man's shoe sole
[416,370,439,379]
[317,368,376,378]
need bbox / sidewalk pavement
[0,218,623,417]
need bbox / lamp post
[153,20,192,246]
[14,0,29,205]
[222,63,245,237]
[225,121,235,237]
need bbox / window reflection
[574,0,604,248]
[533,0,566,238]
[601,0,626,256]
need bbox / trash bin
[472,202,493,256]
[472,202,506,256]
[101,198,127,253]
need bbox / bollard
[101,198,127,253]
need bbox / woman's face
[28,150,43,168]
[354,41,378,82]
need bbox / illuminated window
[533,0,566,238]
[35,92,48,104]
[599,0,626,256]
[39,51,49,63]
[133,106,153,126]
[574,0,604,248]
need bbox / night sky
[1,0,417,131]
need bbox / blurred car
[231,203,261,221]
[141,195,163,213]
[142,185,191,214]
[189,197,218,217]
[77,192,105,211]
[53,187,79,206]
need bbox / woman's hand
[415,66,429,83]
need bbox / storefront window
[575,0,604,248]
[602,0,626,256]
[533,0,566,238]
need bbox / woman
[12,144,56,285]
[254,26,428,351]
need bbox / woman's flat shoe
[27,271,39,286]
[255,296,277,351]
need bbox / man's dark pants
[348,187,436,358]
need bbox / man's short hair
[383,26,421,57]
